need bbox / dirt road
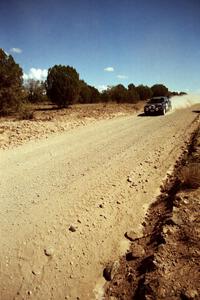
[0,107,199,300]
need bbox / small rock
[44,247,54,257]
[69,225,76,232]
[131,244,145,257]
[116,200,121,204]
[127,176,133,183]
[32,268,41,276]
[183,289,199,299]
[142,221,146,227]
[27,290,32,296]
[171,208,183,226]
[99,204,104,208]
[103,260,120,281]
[125,230,143,241]
[126,244,145,260]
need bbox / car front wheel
[162,108,166,115]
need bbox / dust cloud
[171,94,200,111]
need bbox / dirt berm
[104,116,200,299]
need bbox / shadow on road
[137,113,156,117]
[137,113,146,117]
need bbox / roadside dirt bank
[0,103,141,150]
[0,106,199,300]
[104,114,200,300]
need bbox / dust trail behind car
[171,94,200,111]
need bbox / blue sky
[0,0,200,92]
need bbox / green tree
[0,48,23,115]
[46,65,80,107]
[127,83,140,103]
[109,84,128,103]
[100,89,111,102]
[78,80,91,103]
[136,85,152,100]
[24,79,46,103]
[128,83,136,90]
[88,85,100,103]
[151,84,168,97]
[78,81,100,103]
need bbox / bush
[136,85,152,100]
[46,65,80,107]
[18,104,35,120]
[151,84,168,97]
[0,49,23,115]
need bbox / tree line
[0,48,186,115]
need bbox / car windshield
[148,98,165,104]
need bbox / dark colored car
[144,96,172,115]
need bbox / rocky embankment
[104,121,200,300]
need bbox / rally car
[144,97,172,115]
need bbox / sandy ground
[0,105,199,300]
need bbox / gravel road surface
[0,107,199,300]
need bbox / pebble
[44,247,54,257]
[125,230,143,241]
[126,244,145,260]
[183,289,199,299]
[103,260,120,281]
[127,176,133,182]
[27,290,32,296]
[69,225,76,232]
[171,210,183,226]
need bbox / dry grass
[180,163,200,188]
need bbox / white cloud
[10,47,22,54]
[117,75,128,79]
[104,67,114,72]
[23,68,48,81]
[97,85,108,92]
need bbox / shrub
[0,49,23,115]
[46,65,80,107]
[18,104,35,120]
[151,84,168,97]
